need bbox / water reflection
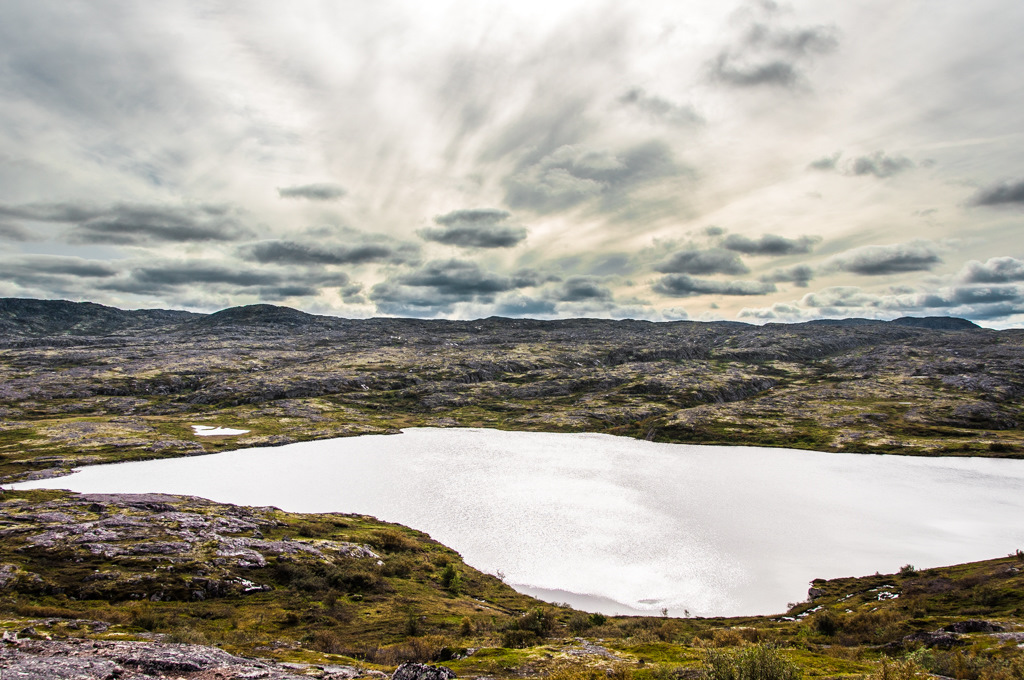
[13,428,1024,617]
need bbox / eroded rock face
[0,638,373,679]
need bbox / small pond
[12,428,1024,617]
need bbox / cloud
[808,152,914,178]
[708,8,839,89]
[958,257,1024,283]
[0,255,120,296]
[396,259,517,296]
[368,259,550,316]
[721,233,820,256]
[276,183,347,201]
[969,180,1024,206]
[826,241,942,276]
[1,255,118,280]
[552,276,613,302]
[244,239,414,265]
[419,209,527,248]
[0,222,34,241]
[740,277,1024,324]
[847,151,914,178]
[807,153,840,171]
[505,140,680,214]
[618,88,703,126]
[653,274,776,297]
[101,261,349,296]
[710,56,800,88]
[654,248,749,275]
[492,294,558,318]
[0,202,254,245]
[760,264,814,287]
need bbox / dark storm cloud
[0,202,253,245]
[959,257,1024,283]
[827,241,942,275]
[276,183,347,201]
[244,240,413,265]
[721,233,821,256]
[654,248,749,275]
[618,88,703,126]
[552,276,613,302]
[505,140,680,214]
[653,274,776,297]
[848,152,914,178]
[969,180,1024,206]
[419,209,528,248]
[708,10,838,89]
[760,264,814,287]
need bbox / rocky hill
[1,299,1022,483]
[1,490,1022,680]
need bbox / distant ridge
[0,297,988,337]
[0,298,196,337]
[192,304,328,329]
[890,316,981,330]
[797,316,980,330]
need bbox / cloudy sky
[2,0,1023,326]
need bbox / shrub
[700,644,801,680]
[439,563,462,594]
[568,613,593,634]
[371,529,418,552]
[500,607,555,648]
[459,616,475,637]
[812,610,839,637]
[868,658,927,680]
[899,564,918,576]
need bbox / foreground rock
[0,638,379,679]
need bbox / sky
[1,1,1023,326]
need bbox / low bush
[700,643,801,680]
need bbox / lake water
[11,428,1024,617]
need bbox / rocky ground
[3,299,1024,679]
[2,299,1023,483]
[1,491,1023,680]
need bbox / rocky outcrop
[392,662,457,680]
[0,638,376,679]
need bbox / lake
[11,427,1024,617]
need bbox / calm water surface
[12,428,1024,617]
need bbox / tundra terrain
[1,298,1023,484]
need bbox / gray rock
[941,620,1005,634]
[393,662,457,680]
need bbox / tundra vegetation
[1,299,1023,485]
[1,490,1023,679]
[1,299,1023,678]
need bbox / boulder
[393,662,457,680]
